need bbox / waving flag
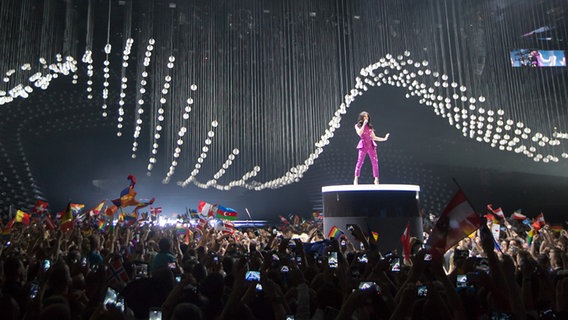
[60,202,75,232]
[279,215,290,225]
[105,175,154,216]
[106,259,129,286]
[89,200,106,217]
[195,218,207,231]
[221,221,235,235]
[31,200,49,215]
[427,189,483,253]
[216,205,238,221]
[400,222,411,262]
[198,201,216,217]
[327,226,344,239]
[15,210,31,226]
[150,207,162,216]
[487,204,505,219]
[532,213,545,230]
[511,209,527,220]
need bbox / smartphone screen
[149,308,163,320]
[29,281,39,299]
[417,285,428,297]
[328,252,338,268]
[358,281,377,291]
[456,274,468,287]
[390,258,400,271]
[103,287,118,305]
[245,271,261,282]
[116,297,125,312]
[357,254,368,263]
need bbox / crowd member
[0,210,566,320]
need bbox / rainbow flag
[327,226,344,239]
[176,225,190,235]
[372,231,379,241]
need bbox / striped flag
[487,204,505,219]
[89,200,106,217]
[327,226,344,239]
[511,209,527,220]
[198,201,216,218]
[216,205,238,221]
[427,189,483,253]
[532,213,545,230]
[15,210,30,226]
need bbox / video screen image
[510,49,566,67]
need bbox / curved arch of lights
[1,48,567,191]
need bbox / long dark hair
[356,111,373,129]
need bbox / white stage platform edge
[322,184,420,193]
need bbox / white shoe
[353,177,359,185]
[374,178,379,185]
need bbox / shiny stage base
[322,184,423,253]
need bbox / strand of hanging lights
[131,39,155,159]
[100,0,112,118]
[1,0,567,195]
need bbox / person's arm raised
[355,122,365,136]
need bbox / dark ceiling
[1,0,567,222]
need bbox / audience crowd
[0,210,567,320]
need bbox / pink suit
[354,124,379,178]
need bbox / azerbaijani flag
[327,226,344,239]
[216,205,238,221]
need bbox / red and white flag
[487,204,504,219]
[511,210,527,220]
[532,213,546,230]
[32,200,49,215]
[150,207,162,216]
[221,221,235,235]
[198,201,216,218]
[427,189,483,253]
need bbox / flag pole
[245,208,252,221]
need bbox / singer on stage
[353,111,390,185]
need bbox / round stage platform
[322,184,423,253]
